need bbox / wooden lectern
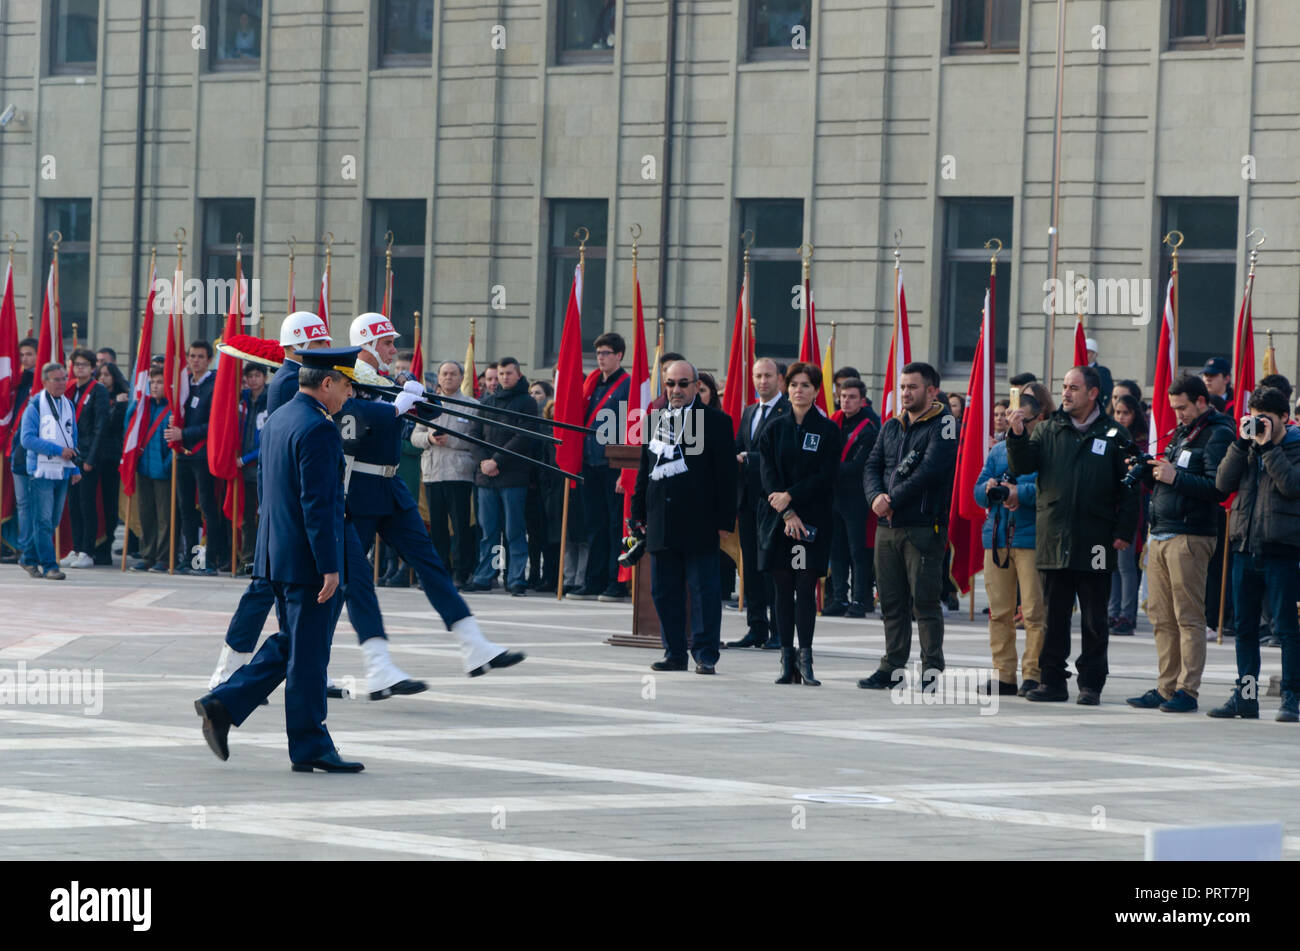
[602,445,663,648]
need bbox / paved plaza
[0,569,1295,861]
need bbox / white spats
[361,637,413,694]
[451,616,503,674]
[207,646,254,690]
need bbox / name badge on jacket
[802,433,820,452]
[1091,438,1106,455]
[190,396,200,409]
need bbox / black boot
[796,648,821,686]
[775,647,801,684]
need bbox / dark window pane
[46,199,92,244]
[991,0,1020,47]
[211,0,261,67]
[203,199,255,248]
[1173,0,1208,38]
[369,200,427,341]
[546,201,609,363]
[1221,0,1247,35]
[948,199,1013,250]
[1163,198,1237,250]
[946,261,1011,363]
[952,0,987,44]
[749,260,801,360]
[380,0,434,62]
[751,0,811,50]
[202,200,255,326]
[51,0,98,71]
[1177,263,1236,369]
[558,0,616,53]
[742,200,803,249]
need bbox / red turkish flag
[948,276,996,594]
[553,264,585,486]
[798,277,827,414]
[720,270,752,437]
[118,262,158,496]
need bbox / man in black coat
[727,357,788,648]
[825,377,877,617]
[631,360,738,675]
[859,362,958,691]
[63,348,110,568]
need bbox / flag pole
[70,322,79,354]
[1215,229,1263,644]
[0,233,12,557]
[168,227,186,575]
[384,230,394,318]
[322,231,333,335]
[743,231,755,405]
[121,311,148,573]
[1163,230,1183,342]
[49,231,63,559]
[286,234,296,316]
[629,225,639,632]
[556,225,588,600]
[230,235,243,579]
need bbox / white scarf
[35,391,76,480]
[648,398,695,482]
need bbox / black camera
[618,520,647,568]
[986,483,1010,504]
[1106,428,1152,490]
[895,448,921,480]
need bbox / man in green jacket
[1006,365,1138,705]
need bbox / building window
[201,200,255,324]
[949,0,1021,53]
[1170,0,1246,49]
[50,0,98,74]
[209,0,262,70]
[378,0,434,67]
[1160,198,1238,370]
[748,0,811,61]
[43,200,92,344]
[738,200,804,360]
[557,0,616,64]
[545,200,608,365]
[369,200,427,342]
[940,199,1012,366]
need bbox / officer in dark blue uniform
[337,377,525,680]
[194,347,364,772]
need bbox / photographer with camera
[1210,386,1300,722]
[859,362,958,691]
[974,383,1052,697]
[630,360,738,675]
[1005,365,1138,705]
[1122,376,1233,713]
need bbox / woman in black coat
[757,361,842,685]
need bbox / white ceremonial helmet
[350,312,400,370]
[279,311,332,347]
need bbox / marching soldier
[194,347,364,772]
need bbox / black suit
[735,395,789,639]
[631,400,738,665]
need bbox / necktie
[754,403,769,439]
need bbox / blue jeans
[11,471,34,566]
[472,485,528,588]
[24,477,70,572]
[1108,540,1139,622]
[1232,550,1299,695]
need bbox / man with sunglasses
[631,361,738,674]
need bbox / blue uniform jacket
[253,391,345,585]
[266,358,301,413]
[338,395,419,517]
[972,439,1038,550]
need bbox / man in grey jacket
[412,360,478,587]
[1210,386,1300,722]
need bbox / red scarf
[583,367,627,429]
[73,379,100,422]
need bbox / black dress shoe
[469,650,526,677]
[291,749,365,773]
[726,631,767,649]
[1016,679,1039,698]
[821,601,847,617]
[695,664,716,675]
[194,696,232,761]
[761,637,782,650]
[844,602,868,619]
[857,669,898,690]
[650,658,688,671]
[370,678,427,701]
[982,679,1019,697]
[1026,682,1069,702]
[459,581,492,593]
[509,585,528,597]
[326,684,345,699]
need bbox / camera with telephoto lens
[895,448,921,480]
[1106,427,1152,490]
[986,483,1011,504]
[618,520,647,568]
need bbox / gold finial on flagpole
[985,237,1002,275]
[5,231,16,264]
[798,242,813,280]
[1246,227,1266,276]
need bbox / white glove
[394,390,420,415]
[402,380,424,396]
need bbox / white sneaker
[72,552,95,569]
[59,552,77,567]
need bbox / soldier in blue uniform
[194,347,364,772]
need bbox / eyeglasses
[72,362,92,369]
[595,349,617,357]
[664,379,694,389]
